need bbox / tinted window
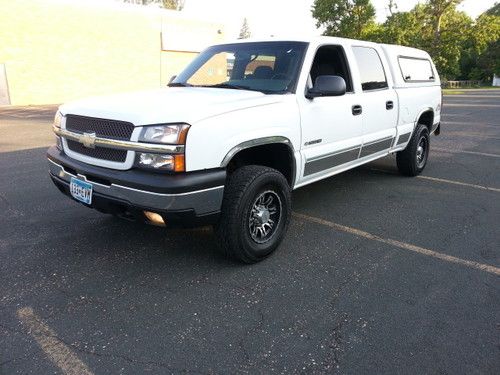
[352,47,388,91]
[309,45,353,92]
[172,42,308,94]
[399,57,435,81]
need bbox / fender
[220,136,298,187]
[220,136,295,167]
[413,107,434,130]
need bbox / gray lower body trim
[396,132,411,145]
[48,160,223,215]
[304,146,360,176]
[359,137,394,158]
[303,136,395,177]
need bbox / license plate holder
[70,177,93,205]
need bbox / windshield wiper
[167,82,192,87]
[198,83,253,91]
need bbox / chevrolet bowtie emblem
[80,132,96,149]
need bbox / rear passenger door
[351,46,398,158]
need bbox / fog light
[143,211,166,227]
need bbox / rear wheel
[215,165,291,263]
[396,124,430,176]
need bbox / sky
[180,0,497,39]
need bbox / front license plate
[70,177,93,205]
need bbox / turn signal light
[174,155,185,172]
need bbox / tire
[215,165,291,263]
[396,124,430,177]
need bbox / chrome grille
[65,115,133,163]
[65,115,134,140]
[66,140,128,162]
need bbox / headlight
[137,124,189,172]
[53,112,63,150]
[138,124,190,144]
[54,111,63,128]
[136,153,185,172]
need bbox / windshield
[171,41,308,94]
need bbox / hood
[59,87,284,126]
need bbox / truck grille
[65,115,134,163]
[66,140,128,162]
[65,115,134,140]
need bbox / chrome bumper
[48,159,224,215]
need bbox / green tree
[370,8,421,45]
[431,8,472,79]
[373,1,471,79]
[473,39,500,81]
[486,2,500,16]
[162,0,185,10]
[460,5,500,80]
[428,0,462,43]
[239,18,251,39]
[312,0,498,80]
[122,0,185,10]
[312,0,377,39]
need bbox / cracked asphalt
[1,90,499,374]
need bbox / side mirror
[306,75,346,99]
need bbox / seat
[251,66,274,79]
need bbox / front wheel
[215,165,291,263]
[396,124,430,176]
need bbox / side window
[352,46,388,91]
[309,45,353,92]
[398,57,435,81]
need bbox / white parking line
[293,212,500,276]
[417,175,500,193]
[17,307,94,375]
[370,168,500,193]
[432,148,500,158]
[443,132,500,140]
[445,103,500,108]
[443,95,500,98]
[441,120,498,129]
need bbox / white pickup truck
[48,37,441,263]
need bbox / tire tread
[215,165,290,263]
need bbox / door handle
[386,100,394,110]
[352,105,362,116]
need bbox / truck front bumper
[47,146,225,226]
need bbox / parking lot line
[444,103,500,108]
[17,307,94,375]
[432,148,500,158]
[293,212,500,276]
[417,175,500,193]
[443,132,500,140]
[443,95,500,98]
[370,168,500,193]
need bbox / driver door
[298,44,363,184]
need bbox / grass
[442,90,466,95]
[443,87,500,94]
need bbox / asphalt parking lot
[1,90,499,374]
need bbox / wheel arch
[415,108,434,132]
[221,136,296,187]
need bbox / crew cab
[47,37,441,263]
